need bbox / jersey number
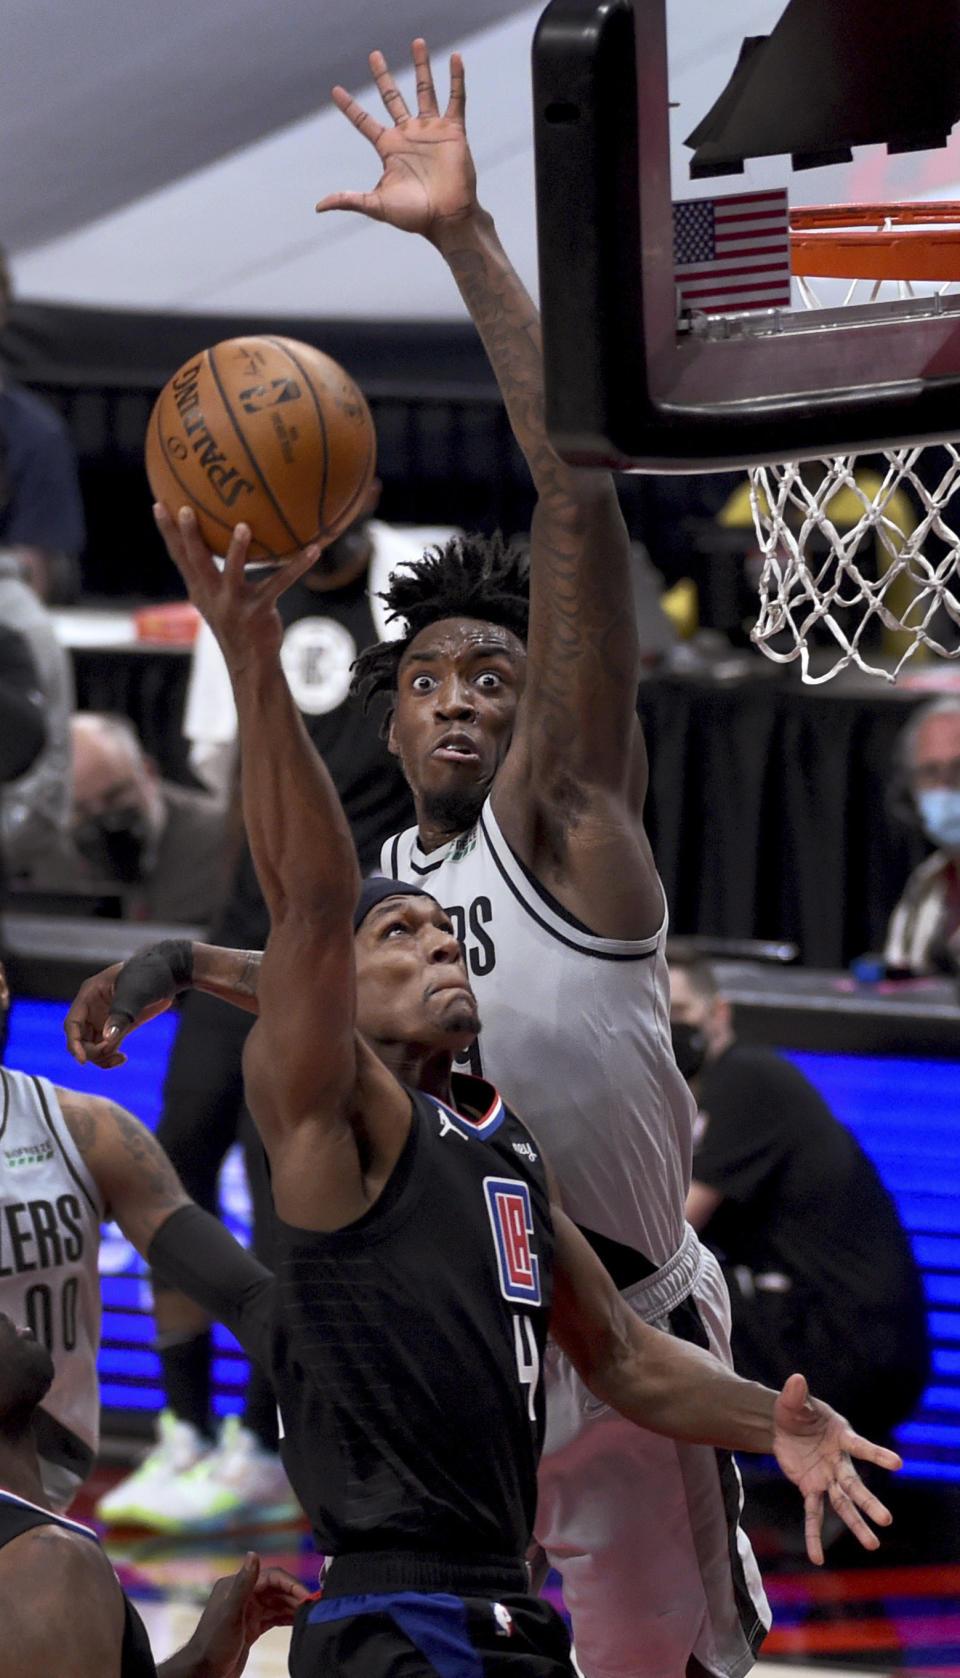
[513,1313,540,1421]
[24,1277,79,1354]
[456,1038,484,1078]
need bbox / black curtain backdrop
[638,675,928,968]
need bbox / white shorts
[535,1227,771,1678]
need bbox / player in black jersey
[0,1310,307,1678]
[65,44,766,1677]
[85,491,901,1678]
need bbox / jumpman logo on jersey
[437,1111,469,1143]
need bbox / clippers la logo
[484,1177,541,1305]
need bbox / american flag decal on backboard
[484,1177,541,1305]
[673,189,791,315]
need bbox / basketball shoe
[126,1414,302,1535]
[95,1409,210,1528]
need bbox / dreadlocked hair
[350,531,530,716]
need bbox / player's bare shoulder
[0,1520,125,1667]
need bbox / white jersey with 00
[384,797,693,1267]
[0,1067,103,1505]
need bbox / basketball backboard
[532,0,960,471]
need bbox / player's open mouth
[432,733,480,763]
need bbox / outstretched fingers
[826,1476,883,1552]
[842,1428,903,1473]
[369,49,412,124]
[411,38,439,117]
[267,543,322,599]
[222,534,320,605]
[154,503,224,596]
[804,1465,894,1566]
[840,1467,894,1530]
[220,519,255,590]
[445,50,466,123]
[803,1490,826,1567]
[316,87,386,218]
[329,83,385,147]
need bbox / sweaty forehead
[401,617,525,666]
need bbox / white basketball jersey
[383,800,694,1266]
[0,1069,103,1466]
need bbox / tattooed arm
[317,39,660,939]
[55,1090,191,1254]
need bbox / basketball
[145,335,377,562]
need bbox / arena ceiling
[5,0,960,320]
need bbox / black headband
[353,876,430,931]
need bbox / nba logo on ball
[145,335,377,563]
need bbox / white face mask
[917,788,960,850]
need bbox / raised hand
[772,1372,902,1565]
[154,504,318,677]
[316,38,476,241]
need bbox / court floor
[76,1466,960,1677]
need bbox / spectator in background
[0,244,86,604]
[0,621,47,911]
[668,942,930,1447]
[0,625,45,790]
[0,544,75,883]
[62,712,230,926]
[885,697,960,975]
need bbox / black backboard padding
[686,0,960,178]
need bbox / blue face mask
[917,788,960,850]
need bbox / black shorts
[290,1589,573,1678]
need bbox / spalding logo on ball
[145,336,377,562]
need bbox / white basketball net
[743,243,960,682]
[749,446,960,683]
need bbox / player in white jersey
[320,44,768,1678]
[0,961,194,1509]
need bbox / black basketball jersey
[268,1076,554,1568]
[0,1489,155,1676]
